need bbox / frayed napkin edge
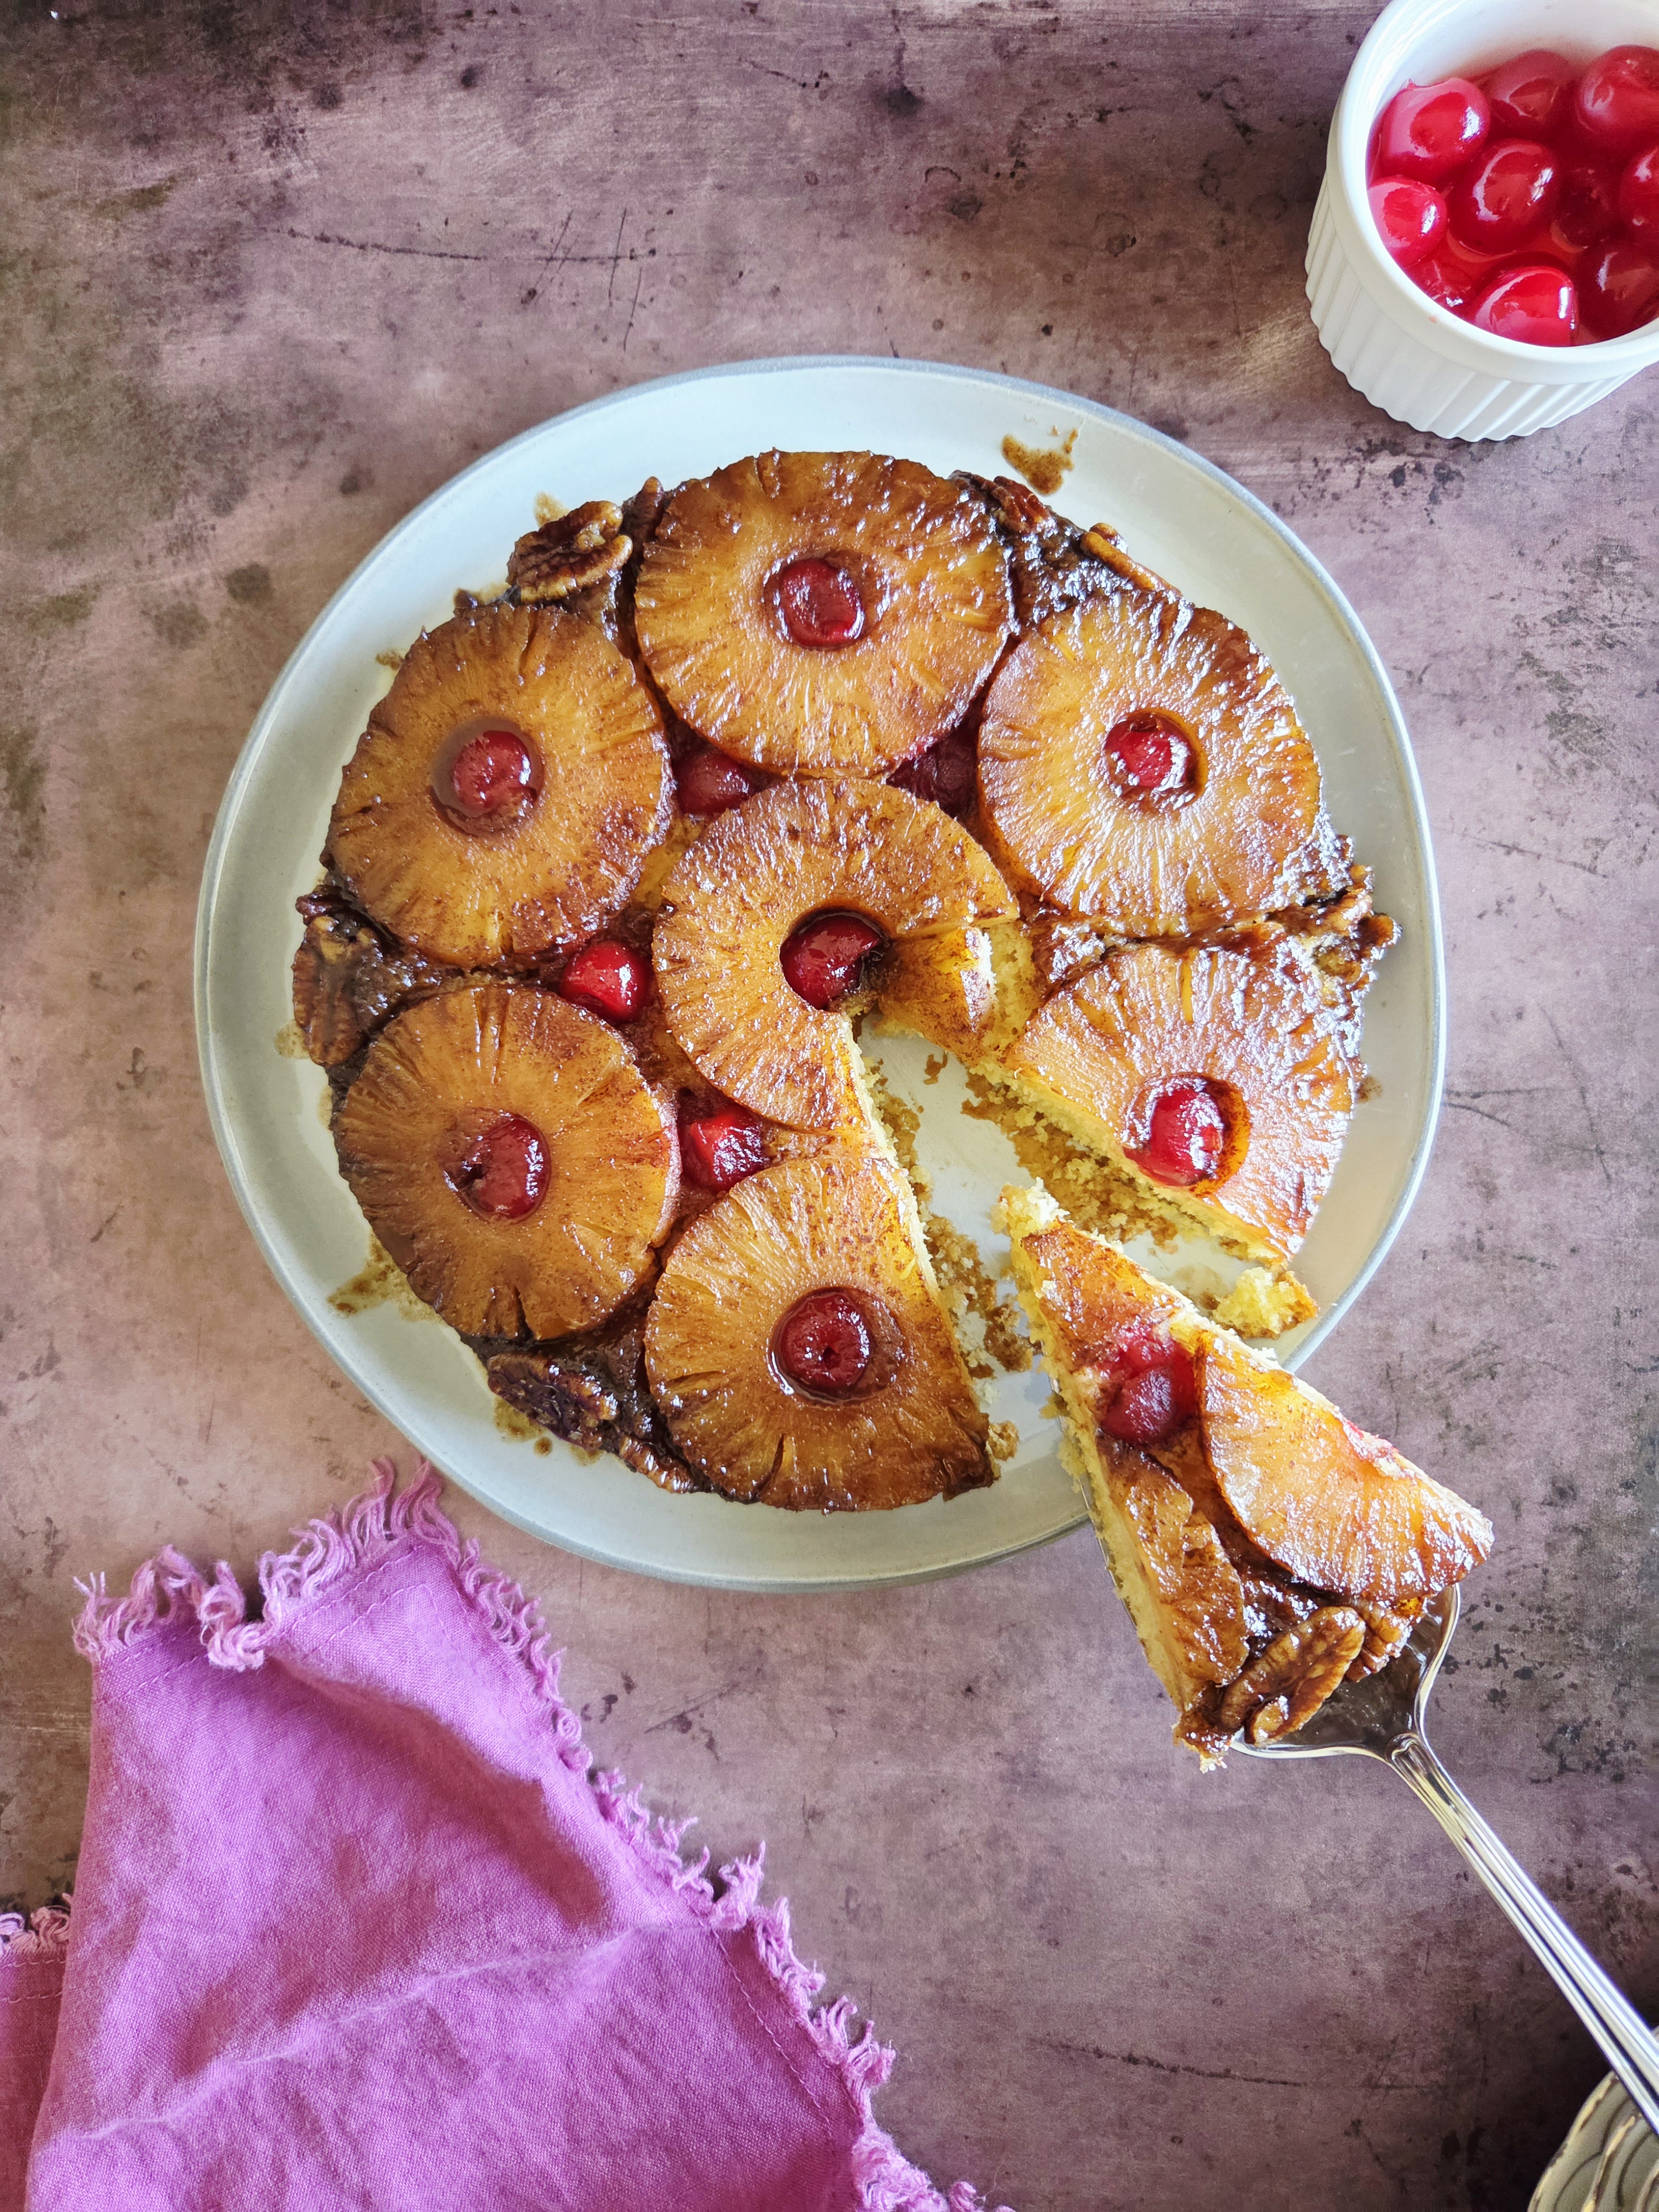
[65,1459,1011,2212]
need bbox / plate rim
[194,352,1447,1590]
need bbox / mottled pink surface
[0,7,1653,2209]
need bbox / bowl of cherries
[1307,0,1659,438]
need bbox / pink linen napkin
[1,1463,1008,2211]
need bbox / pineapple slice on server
[634,451,1014,779]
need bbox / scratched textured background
[1,2,1655,2205]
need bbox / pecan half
[292,893,447,1067]
[507,500,632,603]
[1213,1605,1366,1744]
[1345,1594,1424,1681]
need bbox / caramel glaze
[295,466,1397,1485]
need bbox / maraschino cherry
[1574,46,1659,155]
[775,1290,874,1397]
[1484,49,1576,140]
[775,557,865,649]
[1450,140,1561,253]
[1617,145,1659,242]
[780,912,885,1009]
[889,724,977,817]
[557,940,651,1022]
[448,1112,548,1220]
[677,744,767,818]
[1369,176,1448,265]
[1374,77,1490,181]
[1471,262,1579,343]
[1126,1078,1228,1188]
[1105,713,1195,800]
[1582,237,1659,336]
[431,721,541,824]
[1098,1326,1198,1448]
[679,1094,767,1192]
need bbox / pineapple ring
[978,589,1332,935]
[633,451,1014,776]
[336,982,677,1339]
[643,1150,991,1510]
[653,778,1018,1131]
[326,603,671,967]
[1004,943,1354,1264]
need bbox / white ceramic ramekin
[1307,0,1659,439]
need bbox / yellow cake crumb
[1212,1266,1317,1340]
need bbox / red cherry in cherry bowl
[676,743,766,818]
[1373,77,1490,182]
[1552,156,1624,250]
[1574,46,1659,155]
[1470,262,1579,345]
[1449,140,1560,253]
[431,719,541,823]
[1582,237,1659,337]
[557,940,651,1023]
[446,1112,549,1222]
[773,1289,874,1398]
[779,911,885,1010]
[1369,176,1448,265]
[1125,1078,1229,1188]
[1484,49,1576,140]
[679,1094,768,1193]
[774,557,865,649]
[1619,143,1659,241]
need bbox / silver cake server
[1237,1586,1659,2138]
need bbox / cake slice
[1001,1186,1492,1763]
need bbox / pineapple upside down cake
[293,449,1452,1590]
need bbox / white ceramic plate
[196,356,1444,1592]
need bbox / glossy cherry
[889,724,977,817]
[1552,156,1624,249]
[779,911,885,1009]
[1099,1328,1199,1448]
[775,557,865,649]
[448,1112,549,1222]
[678,1094,768,1192]
[676,743,766,817]
[774,1290,874,1397]
[1104,713,1195,800]
[1374,77,1490,182]
[1369,176,1448,265]
[1450,140,1561,252]
[1618,142,1659,241]
[1470,261,1579,343]
[557,940,651,1023]
[1484,49,1576,140]
[1573,46,1659,156]
[1580,237,1659,336]
[431,722,540,822]
[1126,1078,1228,1188]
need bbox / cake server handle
[1390,1731,1659,2137]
